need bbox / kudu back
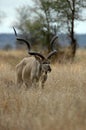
[13,27,58,88]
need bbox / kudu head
[13,27,58,74]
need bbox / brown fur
[16,56,50,88]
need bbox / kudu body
[13,27,58,88]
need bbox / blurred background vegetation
[0,0,86,62]
[13,0,86,50]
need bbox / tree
[52,0,86,59]
[14,0,60,51]
[14,0,86,60]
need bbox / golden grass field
[0,49,86,130]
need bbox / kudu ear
[34,55,42,62]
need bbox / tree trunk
[70,0,77,59]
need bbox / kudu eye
[42,60,50,64]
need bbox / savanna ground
[0,49,86,130]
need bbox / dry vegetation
[0,49,86,130]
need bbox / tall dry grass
[0,49,86,130]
